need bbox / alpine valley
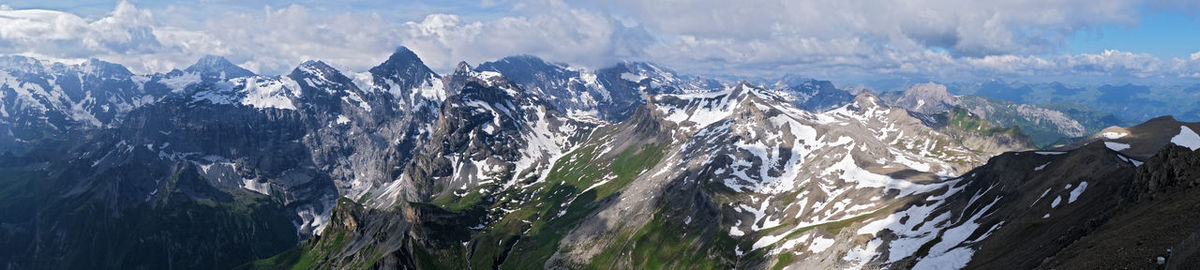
[2,48,1200,270]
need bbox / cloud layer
[0,0,1197,88]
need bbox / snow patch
[1171,126,1200,151]
[620,72,647,82]
[1104,141,1131,151]
[1068,182,1088,203]
[241,179,271,195]
[808,236,835,253]
[1102,131,1128,139]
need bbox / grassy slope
[481,140,668,269]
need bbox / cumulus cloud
[0,0,1196,87]
[0,1,159,62]
[0,0,629,75]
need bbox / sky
[1,0,1199,90]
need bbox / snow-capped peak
[184,55,255,80]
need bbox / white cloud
[0,0,631,76]
[398,7,625,70]
[0,0,1196,87]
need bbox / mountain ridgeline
[1,48,1199,270]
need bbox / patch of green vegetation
[429,185,490,212]
[946,107,1023,137]
[239,246,304,270]
[772,251,795,270]
[588,212,731,270]
[599,143,667,198]
[460,141,669,269]
[296,228,348,269]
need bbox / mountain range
[2,48,1199,269]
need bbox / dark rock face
[1038,145,1200,269]
[0,48,460,268]
[0,99,320,269]
[942,143,1135,269]
[1129,145,1200,200]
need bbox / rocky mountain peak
[477,55,574,90]
[849,91,885,109]
[0,55,45,74]
[894,82,957,114]
[482,55,556,71]
[773,78,853,112]
[293,60,342,81]
[368,46,439,97]
[77,58,133,78]
[380,46,425,67]
[370,46,434,78]
[185,55,254,79]
[772,74,814,87]
[288,60,360,98]
[453,61,473,74]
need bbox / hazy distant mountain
[947,80,1200,125]
[884,83,1121,147]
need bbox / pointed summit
[295,60,334,73]
[291,60,346,82]
[369,46,438,94]
[849,90,885,109]
[185,55,254,79]
[453,61,473,75]
[371,46,434,76]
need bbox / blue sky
[1,0,1198,89]
[1068,12,1200,58]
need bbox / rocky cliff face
[1039,144,1200,269]
[0,48,463,269]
